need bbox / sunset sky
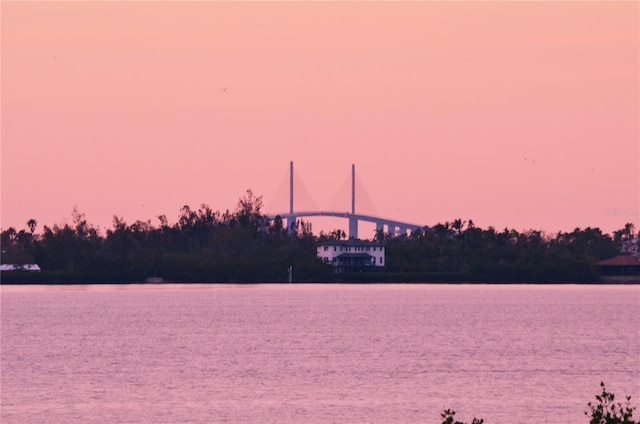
[2,1,638,238]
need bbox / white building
[0,264,41,272]
[621,238,639,255]
[317,239,385,273]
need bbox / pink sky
[2,1,638,238]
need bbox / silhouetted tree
[440,409,483,424]
[442,382,637,424]
[27,219,37,234]
[586,382,638,424]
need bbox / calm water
[1,284,639,423]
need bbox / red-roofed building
[597,255,640,276]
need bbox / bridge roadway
[267,210,423,239]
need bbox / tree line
[1,190,637,283]
[380,219,636,282]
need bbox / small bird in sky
[52,55,57,60]
[221,86,228,92]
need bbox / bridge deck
[267,210,423,234]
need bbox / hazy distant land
[1,192,639,284]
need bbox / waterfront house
[597,255,640,276]
[317,239,385,273]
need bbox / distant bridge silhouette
[267,162,422,239]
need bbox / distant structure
[597,236,640,277]
[0,264,41,272]
[271,161,422,239]
[317,239,385,273]
[597,255,640,276]
[620,238,639,255]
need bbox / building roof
[597,255,640,267]
[318,239,383,247]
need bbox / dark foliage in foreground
[586,382,638,424]
[1,191,636,283]
[440,409,484,424]
[442,382,637,424]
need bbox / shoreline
[2,279,639,286]
[2,270,639,285]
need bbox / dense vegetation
[1,191,334,283]
[441,382,638,424]
[1,191,637,283]
[381,219,635,282]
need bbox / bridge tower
[288,161,297,234]
[276,161,421,240]
[287,161,359,239]
[349,164,358,239]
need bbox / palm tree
[451,218,466,235]
[27,219,37,235]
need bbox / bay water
[1,284,638,423]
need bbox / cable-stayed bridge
[267,162,422,239]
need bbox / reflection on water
[1,284,639,423]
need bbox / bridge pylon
[288,161,297,235]
[276,161,422,240]
[349,163,358,239]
